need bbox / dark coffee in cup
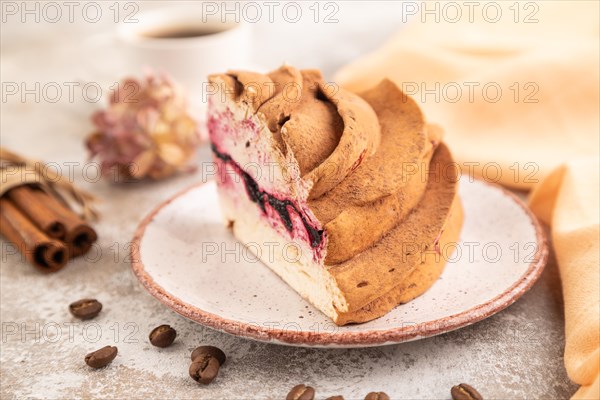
[142,25,228,39]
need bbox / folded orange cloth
[334,2,599,190]
[334,2,599,398]
[530,160,600,400]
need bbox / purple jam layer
[211,143,324,249]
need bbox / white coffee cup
[117,5,252,117]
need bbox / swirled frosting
[209,65,438,264]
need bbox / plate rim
[131,179,548,347]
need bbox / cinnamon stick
[6,185,66,239]
[0,197,67,272]
[29,188,98,257]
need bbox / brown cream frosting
[210,66,440,264]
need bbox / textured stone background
[1,2,577,399]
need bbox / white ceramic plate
[131,179,547,348]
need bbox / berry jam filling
[211,143,324,248]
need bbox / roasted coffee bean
[69,299,102,320]
[189,354,220,384]
[149,325,177,348]
[190,345,226,365]
[451,383,483,400]
[286,384,315,400]
[85,345,117,368]
[325,396,345,400]
[364,392,390,400]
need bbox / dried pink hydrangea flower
[87,73,200,181]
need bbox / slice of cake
[207,65,463,325]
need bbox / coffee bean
[286,384,315,400]
[364,392,390,400]
[189,354,220,384]
[85,345,117,368]
[325,396,345,400]
[190,345,226,365]
[451,383,483,400]
[149,325,176,348]
[69,299,102,320]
